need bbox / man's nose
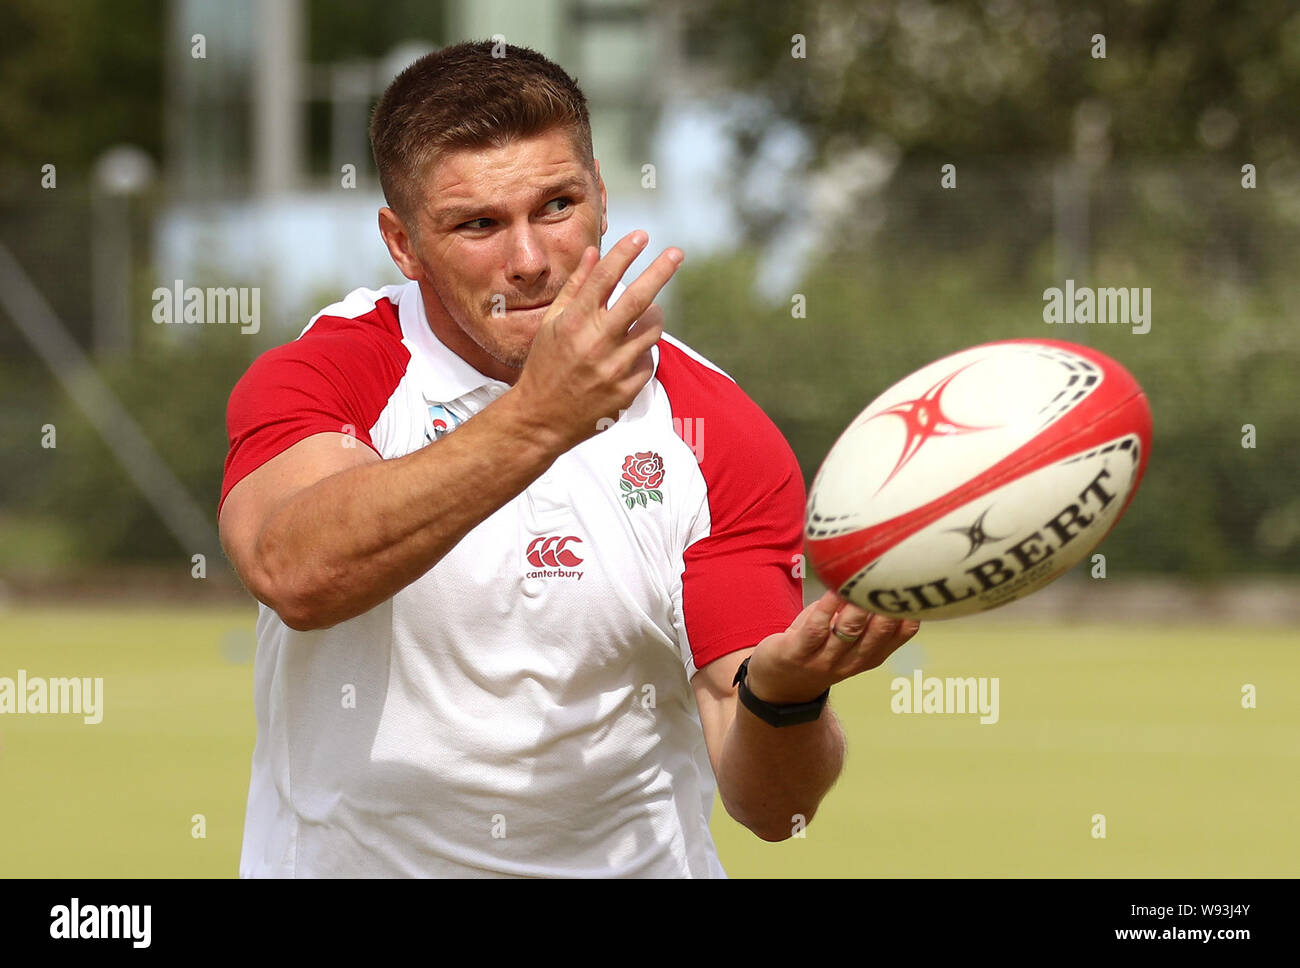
[504,224,548,286]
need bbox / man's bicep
[219,432,379,597]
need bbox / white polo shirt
[221,279,804,877]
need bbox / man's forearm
[253,389,563,630]
[715,700,846,842]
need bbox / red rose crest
[620,452,664,508]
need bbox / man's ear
[593,159,608,237]
[378,207,424,281]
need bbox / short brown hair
[369,40,594,223]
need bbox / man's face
[380,126,607,380]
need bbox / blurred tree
[0,0,164,357]
[679,0,1300,256]
[308,0,444,61]
[0,323,255,568]
[0,0,164,177]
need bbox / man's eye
[459,218,493,230]
[545,197,573,214]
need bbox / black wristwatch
[732,657,829,727]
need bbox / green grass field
[0,606,1296,877]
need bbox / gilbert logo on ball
[805,339,1151,620]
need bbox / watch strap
[732,656,829,727]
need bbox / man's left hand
[742,590,920,705]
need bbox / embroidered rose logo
[620,452,664,508]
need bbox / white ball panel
[809,343,1103,537]
[837,435,1141,620]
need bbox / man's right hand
[511,230,684,451]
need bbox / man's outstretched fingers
[620,304,664,357]
[606,247,684,336]
[546,246,599,319]
[577,230,649,318]
[612,309,664,399]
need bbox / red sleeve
[219,311,410,514]
[655,339,806,672]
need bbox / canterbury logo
[526,536,583,568]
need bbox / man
[219,40,918,878]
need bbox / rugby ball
[805,339,1151,620]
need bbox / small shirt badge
[620,452,664,509]
[426,403,463,442]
